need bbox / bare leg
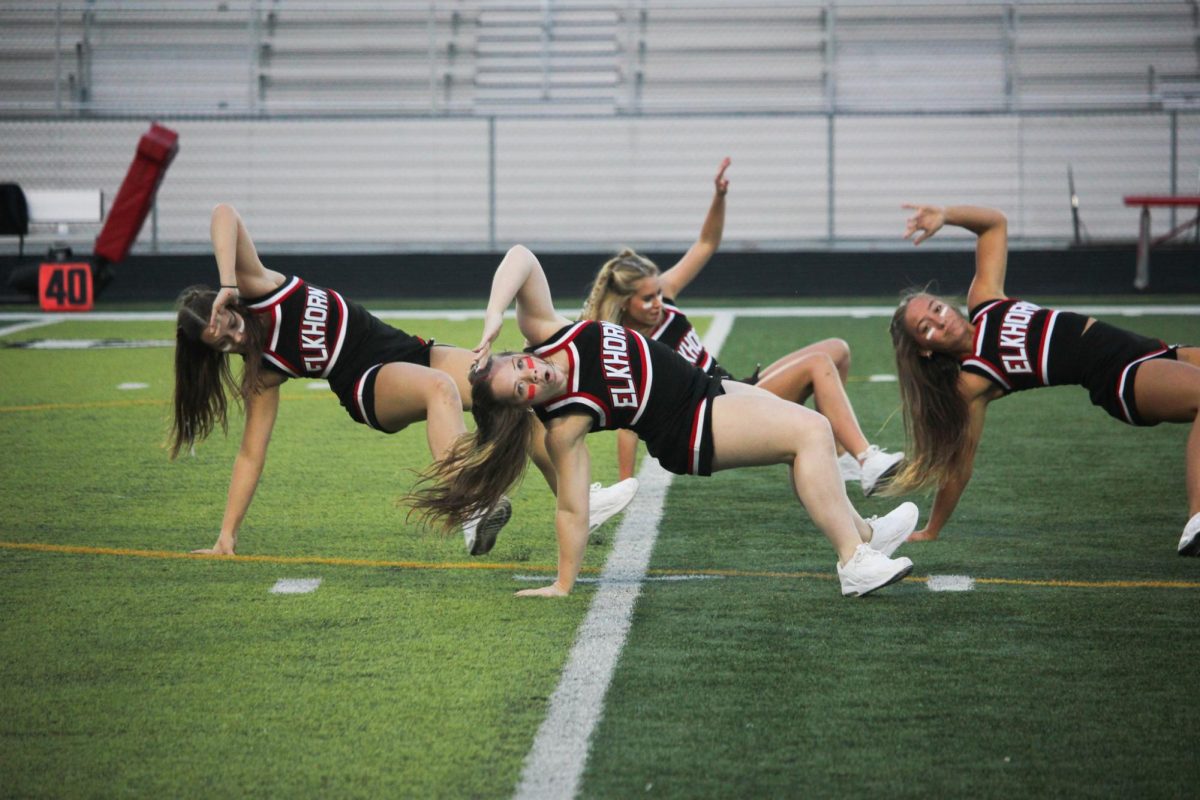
[1135,349,1200,516]
[757,344,871,458]
[709,382,870,563]
[371,362,466,459]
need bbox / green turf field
[1,305,1197,798]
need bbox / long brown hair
[168,285,268,459]
[405,354,534,529]
[884,290,973,494]
[580,248,659,324]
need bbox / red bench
[1122,195,1200,290]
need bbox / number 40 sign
[38,263,94,312]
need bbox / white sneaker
[1179,512,1200,556]
[462,496,512,556]
[589,478,639,532]
[837,544,913,597]
[837,452,862,482]
[865,501,920,557]
[859,445,905,497]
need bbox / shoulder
[958,370,998,403]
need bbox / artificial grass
[3,306,1198,798]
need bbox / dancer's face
[201,308,248,354]
[622,276,663,328]
[902,293,972,356]
[488,354,565,408]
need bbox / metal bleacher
[1016,2,1200,109]
[2,2,1197,117]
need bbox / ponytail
[580,248,659,324]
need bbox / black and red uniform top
[959,298,1095,393]
[646,298,720,376]
[527,319,711,436]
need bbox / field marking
[0,318,61,337]
[512,311,735,800]
[3,540,1199,590]
[3,338,174,349]
[270,578,322,594]
[0,392,335,414]
[927,574,976,592]
[514,574,724,584]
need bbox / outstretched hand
[192,536,236,555]
[515,583,570,598]
[907,527,938,542]
[473,311,504,373]
[714,157,731,196]
[208,285,239,328]
[902,204,946,246]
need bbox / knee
[821,338,851,371]
[794,405,835,444]
[805,352,839,380]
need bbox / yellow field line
[3,540,1198,590]
[0,393,333,414]
[0,540,563,574]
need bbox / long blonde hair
[168,285,268,459]
[405,354,534,530]
[580,248,660,324]
[883,290,973,495]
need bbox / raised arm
[658,157,730,299]
[909,392,989,541]
[476,245,571,363]
[209,204,286,326]
[516,414,594,597]
[903,204,1008,310]
[191,376,283,554]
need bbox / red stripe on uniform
[1117,347,1169,424]
[1036,310,1058,386]
[688,398,708,475]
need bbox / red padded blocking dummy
[92,123,179,264]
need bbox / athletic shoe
[837,452,862,482]
[1179,512,1200,556]
[589,478,639,532]
[865,501,920,557]
[462,496,512,556]
[860,445,905,497]
[837,544,914,597]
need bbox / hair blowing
[883,291,973,495]
[580,248,660,324]
[405,354,534,530]
[168,285,267,459]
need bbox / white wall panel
[1017,115,1170,239]
[494,116,828,247]
[834,116,1020,239]
[0,112,1190,253]
[0,118,491,251]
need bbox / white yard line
[0,318,62,337]
[512,312,734,800]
